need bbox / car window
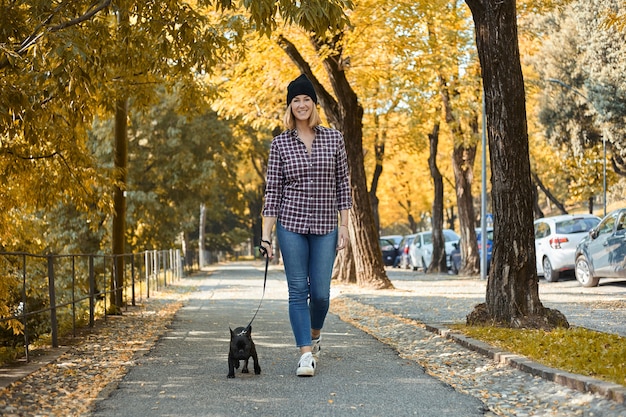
[423,233,432,245]
[597,216,616,236]
[443,230,460,242]
[534,222,550,239]
[618,214,626,233]
[379,239,395,250]
[585,218,601,230]
[555,218,598,234]
[401,235,416,247]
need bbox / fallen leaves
[0,292,185,417]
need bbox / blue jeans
[277,222,338,348]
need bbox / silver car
[534,214,601,282]
[575,208,626,287]
[409,229,460,271]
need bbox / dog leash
[243,243,270,332]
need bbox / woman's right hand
[260,240,274,259]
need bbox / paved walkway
[90,264,487,417]
[353,268,626,337]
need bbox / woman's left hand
[337,225,349,250]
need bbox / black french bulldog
[228,326,261,378]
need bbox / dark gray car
[575,208,626,287]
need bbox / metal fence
[0,249,183,362]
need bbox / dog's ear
[229,327,234,336]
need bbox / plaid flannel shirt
[262,126,352,235]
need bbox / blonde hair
[283,104,322,130]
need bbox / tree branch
[49,0,112,32]
[611,154,626,177]
[531,171,568,215]
[5,149,59,160]
[0,0,112,70]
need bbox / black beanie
[287,74,318,106]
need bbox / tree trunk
[112,96,127,311]
[532,183,545,219]
[369,114,385,234]
[465,0,568,329]
[441,76,480,276]
[111,3,130,312]
[427,122,447,273]
[453,142,480,275]
[278,35,393,289]
[332,241,356,284]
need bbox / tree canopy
[1,0,625,328]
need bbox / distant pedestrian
[260,74,352,377]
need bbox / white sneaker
[311,336,322,359]
[296,352,316,377]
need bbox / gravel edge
[424,323,626,404]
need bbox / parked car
[379,236,401,266]
[574,208,626,287]
[534,214,601,282]
[409,229,460,271]
[450,227,493,274]
[395,233,417,269]
[381,234,403,248]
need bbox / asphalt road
[90,264,488,417]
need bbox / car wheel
[542,257,559,282]
[575,256,600,287]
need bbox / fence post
[47,255,58,348]
[102,256,108,321]
[89,255,95,327]
[145,251,150,299]
[169,249,173,282]
[71,256,76,337]
[174,250,180,280]
[153,250,158,291]
[21,254,30,362]
[131,254,136,307]
[162,250,167,287]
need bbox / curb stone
[425,323,626,404]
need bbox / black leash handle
[245,245,270,330]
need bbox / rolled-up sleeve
[262,139,282,218]
[335,133,352,212]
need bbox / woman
[260,74,352,377]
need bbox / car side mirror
[589,229,598,239]
[453,242,459,249]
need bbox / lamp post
[546,78,606,217]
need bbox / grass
[453,324,626,387]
